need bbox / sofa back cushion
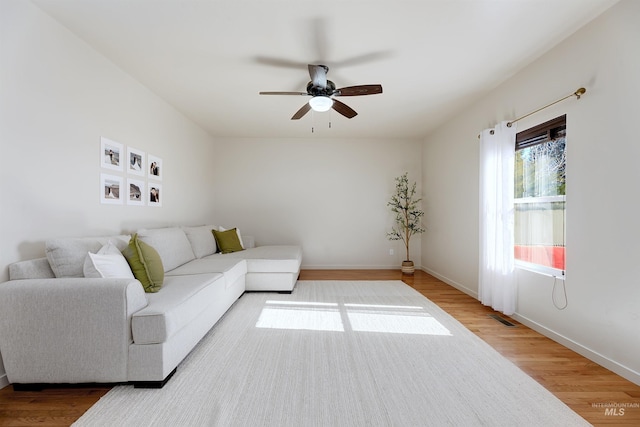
[9,258,56,280]
[136,227,196,272]
[45,235,130,278]
[182,225,218,258]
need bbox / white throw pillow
[218,226,244,249]
[83,241,134,279]
[97,240,123,256]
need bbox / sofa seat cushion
[131,273,223,345]
[218,246,301,273]
[166,258,247,290]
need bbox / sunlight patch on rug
[347,311,451,335]
[256,306,344,331]
[256,298,451,335]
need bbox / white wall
[0,0,217,386]
[422,0,640,384]
[211,137,422,269]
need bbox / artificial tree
[387,172,425,273]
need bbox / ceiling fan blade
[332,99,357,119]
[333,51,393,67]
[259,91,309,96]
[291,103,312,120]
[253,56,307,69]
[308,64,328,89]
[336,85,383,96]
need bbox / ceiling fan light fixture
[308,96,333,112]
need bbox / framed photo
[100,173,124,205]
[100,137,124,171]
[127,178,146,206]
[148,183,162,207]
[127,147,145,176]
[148,154,162,181]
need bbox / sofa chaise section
[170,224,302,292]
[219,245,302,292]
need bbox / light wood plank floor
[1,270,638,426]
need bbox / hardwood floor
[1,269,638,426]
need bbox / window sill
[515,261,565,279]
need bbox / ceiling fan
[259,64,382,120]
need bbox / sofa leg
[133,368,176,389]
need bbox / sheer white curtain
[479,121,517,315]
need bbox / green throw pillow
[122,233,164,293]
[212,228,244,254]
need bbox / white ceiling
[33,0,617,140]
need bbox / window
[514,115,566,276]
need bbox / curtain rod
[477,87,586,139]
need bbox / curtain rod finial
[575,87,586,99]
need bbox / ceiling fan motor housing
[307,80,336,96]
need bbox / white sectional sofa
[0,225,302,389]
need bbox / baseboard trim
[420,267,478,299]
[511,312,640,386]
[0,373,9,390]
[301,264,412,270]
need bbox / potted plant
[387,172,425,274]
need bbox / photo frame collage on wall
[100,137,162,206]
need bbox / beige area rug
[74,281,589,426]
